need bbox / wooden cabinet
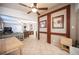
[24,31,29,38]
[24,31,34,38]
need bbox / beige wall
[39,4,69,16]
[39,4,78,45]
[75,4,79,42]
[70,4,77,45]
[77,10,79,42]
[51,8,67,46]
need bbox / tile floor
[21,35,69,55]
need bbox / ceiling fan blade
[19,3,31,8]
[34,3,37,7]
[38,8,48,10]
[27,11,32,14]
[37,12,40,15]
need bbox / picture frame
[40,20,47,28]
[52,15,64,29]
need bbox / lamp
[32,8,37,12]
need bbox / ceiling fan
[19,3,48,15]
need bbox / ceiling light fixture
[32,8,37,13]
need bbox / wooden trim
[38,17,40,40]
[51,33,66,36]
[66,5,70,38]
[39,32,47,33]
[47,14,51,44]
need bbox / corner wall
[38,4,77,45]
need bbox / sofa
[0,37,23,55]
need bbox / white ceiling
[0,3,61,15]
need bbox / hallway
[21,35,69,55]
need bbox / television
[3,27,13,34]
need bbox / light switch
[72,26,75,29]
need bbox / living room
[0,3,79,55]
